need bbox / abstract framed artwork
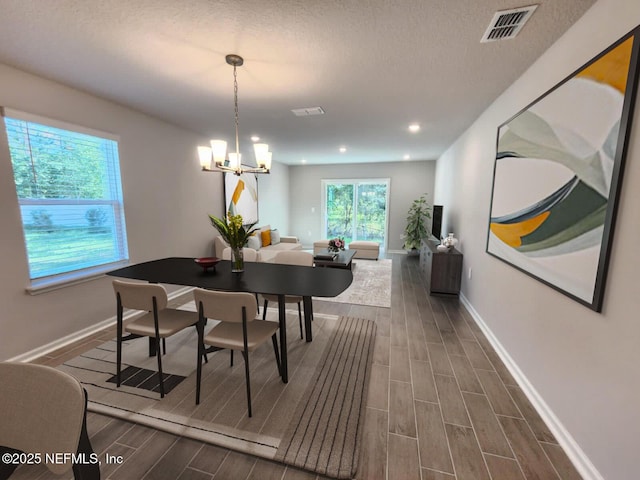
[224,172,258,224]
[486,26,640,312]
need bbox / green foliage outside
[29,209,54,232]
[85,208,110,233]
[8,120,107,200]
[6,117,121,277]
[24,228,116,278]
[326,183,387,244]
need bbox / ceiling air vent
[481,5,538,43]
[291,107,325,117]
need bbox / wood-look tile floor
[20,254,582,479]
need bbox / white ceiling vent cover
[481,5,538,42]
[291,107,325,117]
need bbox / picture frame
[486,26,640,312]
[224,172,259,224]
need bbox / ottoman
[348,241,379,260]
[313,239,330,255]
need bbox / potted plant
[209,213,258,272]
[402,194,431,253]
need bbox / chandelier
[198,54,272,176]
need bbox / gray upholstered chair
[221,247,261,262]
[262,250,314,339]
[221,247,262,312]
[0,362,100,480]
[112,280,198,398]
[193,289,280,417]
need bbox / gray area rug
[58,305,376,479]
[319,259,391,308]
[275,315,377,479]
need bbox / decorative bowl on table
[194,257,220,271]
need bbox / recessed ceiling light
[339,146,347,153]
[408,124,420,133]
[251,136,260,142]
[403,154,411,160]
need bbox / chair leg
[194,323,209,364]
[230,349,234,367]
[72,390,100,480]
[297,302,303,339]
[255,293,260,314]
[116,322,123,388]
[0,447,20,478]
[162,337,167,355]
[156,336,165,398]
[262,300,268,321]
[196,322,204,405]
[242,350,252,417]
[271,334,281,375]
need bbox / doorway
[321,179,390,252]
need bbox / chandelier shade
[198,54,271,175]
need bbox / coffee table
[314,249,357,270]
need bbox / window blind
[3,108,129,281]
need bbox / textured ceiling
[0,0,596,165]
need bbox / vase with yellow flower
[209,213,258,272]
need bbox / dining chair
[112,280,198,398]
[193,289,280,417]
[262,250,314,339]
[221,247,261,262]
[222,247,262,311]
[0,362,100,480]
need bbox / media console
[419,238,463,296]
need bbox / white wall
[0,64,224,360]
[434,1,640,479]
[289,161,435,250]
[257,159,290,232]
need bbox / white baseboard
[8,286,195,363]
[459,292,604,480]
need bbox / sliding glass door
[322,179,390,249]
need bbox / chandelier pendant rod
[233,60,240,168]
[198,53,271,175]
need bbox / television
[431,205,443,240]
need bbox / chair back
[112,279,168,311]
[0,362,86,474]
[273,250,313,266]
[221,247,261,262]
[193,289,258,323]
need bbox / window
[322,179,390,250]
[3,108,128,290]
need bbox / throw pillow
[271,229,281,245]
[261,229,272,247]
[247,235,261,250]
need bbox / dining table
[107,257,353,383]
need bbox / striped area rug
[276,316,377,479]
[57,308,376,479]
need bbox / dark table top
[107,257,353,298]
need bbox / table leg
[303,296,313,342]
[278,294,288,383]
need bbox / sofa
[214,224,302,262]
